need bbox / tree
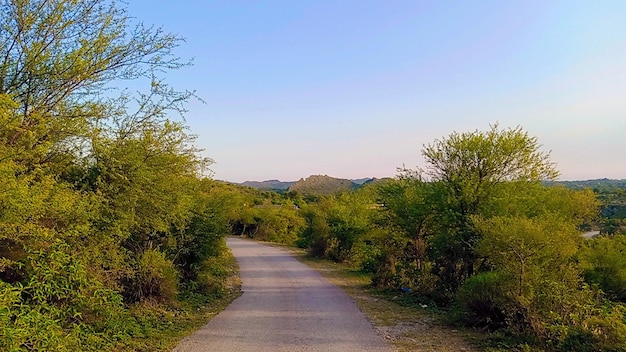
[0,0,188,169]
[457,184,604,344]
[0,0,202,289]
[580,236,626,302]
[376,175,434,271]
[420,124,559,295]
[297,190,373,263]
[422,124,558,187]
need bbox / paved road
[173,237,392,352]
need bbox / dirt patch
[351,290,478,352]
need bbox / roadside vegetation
[0,1,241,350]
[236,125,626,352]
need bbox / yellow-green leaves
[423,124,559,185]
[475,216,580,296]
[0,1,225,350]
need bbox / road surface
[173,237,393,352]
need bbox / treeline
[235,126,626,352]
[0,1,238,350]
[546,179,626,234]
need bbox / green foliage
[128,249,180,303]
[297,191,374,263]
[475,216,580,298]
[274,125,622,350]
[376,177,433,264]
[544,179,626,235]
[372,177,440,294]
[465,216,598,343]
[456,271,512,329]
[1,241,132,351]
[251,205,305,245]
[579,236,626,302]
[297,204,332,256]
[349,228,384,273]
[287,126,622,351]
[0,0,187,173]
[172,180,232,283]
[574,304,626,352]
[422,124,559,185]
[195,254,234,296]
[0,1,235,350]
[420,124,559,296]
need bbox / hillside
[239,176,380,193]
[288,175,360,195]
[545,178,626,192]
[547,178,626,205]
[240,179,295,191]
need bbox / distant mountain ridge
[289,175,359,195]
[239,175,378,193]
[545,178,626,190]
[240,177,626,194]
[240,179,295,190]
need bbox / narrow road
[173,237,392,352]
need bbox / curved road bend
[173,237,393,352]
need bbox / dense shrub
[196,255,234,295]
[580,236,626,302]
[456,272,511,330]
[0,241,133,351]
[297,206,332,257]
[134,249,180,303]
[0,0,235,348]
[251,205,304,245]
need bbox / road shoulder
[264,242,480,352]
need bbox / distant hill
[238,176,382,193]
[352,178,376,185]
[288,175,359,195]
[545,178,626,192]
[240,180,295,191]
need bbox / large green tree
[0,0,188,169]
[420,124,559,295]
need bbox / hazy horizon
[128,1,626,183]
[229,175,626,184]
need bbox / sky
[127,0,626,182]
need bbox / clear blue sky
[128,1,626,182]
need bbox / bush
[297,207,331,257]
[0,241,133,351]
[578,304,626,352]
[559,304,626,352]
[252,206,304,245]
[579,236,626,302]
[196,255,231,295]
[350,230,383,272]
[456,272,512,330]
[127,249,179,303]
